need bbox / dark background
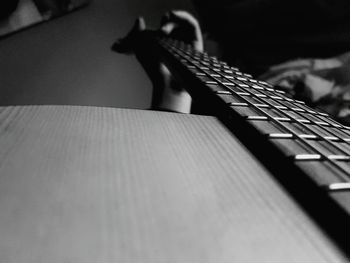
[0,0,194,109]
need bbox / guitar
[115,34,350,255]
[1,37,350,261]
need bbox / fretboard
[150,37,350,193]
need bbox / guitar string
[163,39,350,190]
[163,42,346,152]
[159,39,350,181]
[184,48,350,174]
[172,41,350,157]
[254,93,350,145]
[221,72,350,143]
[230,77,350,142]
[162,41,345,160]
[189,49,346,133]
[268,97,350,144]
[186,46,349,134]
[217,77,350,157]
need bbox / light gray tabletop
[0,105,347,262]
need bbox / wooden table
[0,105,347,262]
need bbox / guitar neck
[150,37,350,189]
[144,36,350,254]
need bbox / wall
[0,0,194,109]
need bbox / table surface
[0,105,347,263]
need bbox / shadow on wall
[0,0,89,38]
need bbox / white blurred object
[0,0,43,36]
[9,0,43,30]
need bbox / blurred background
[0,0,194,109]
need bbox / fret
[268,133,294,139]
[328,182,350,191]
[257,80,273,87]
[299,134,318,140]
[294,154,322,161]
[251,84,264,90]
[214,90,231,95]
[230,102,248,107]
[298,119,311,124]
[222,82,236,86]
[246,116,269,121]
[254,103,270,108]
[236,76,248,82]
[275,117,292,122]
[248,79,258,83]
[328,155,350,161]
[315,120,329,126]
[243,73,253,78]
[275,90,286,95]
[205,80,219,85]
[324,136,341,141]
[159,38,350,189]
[254,93,268,98]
